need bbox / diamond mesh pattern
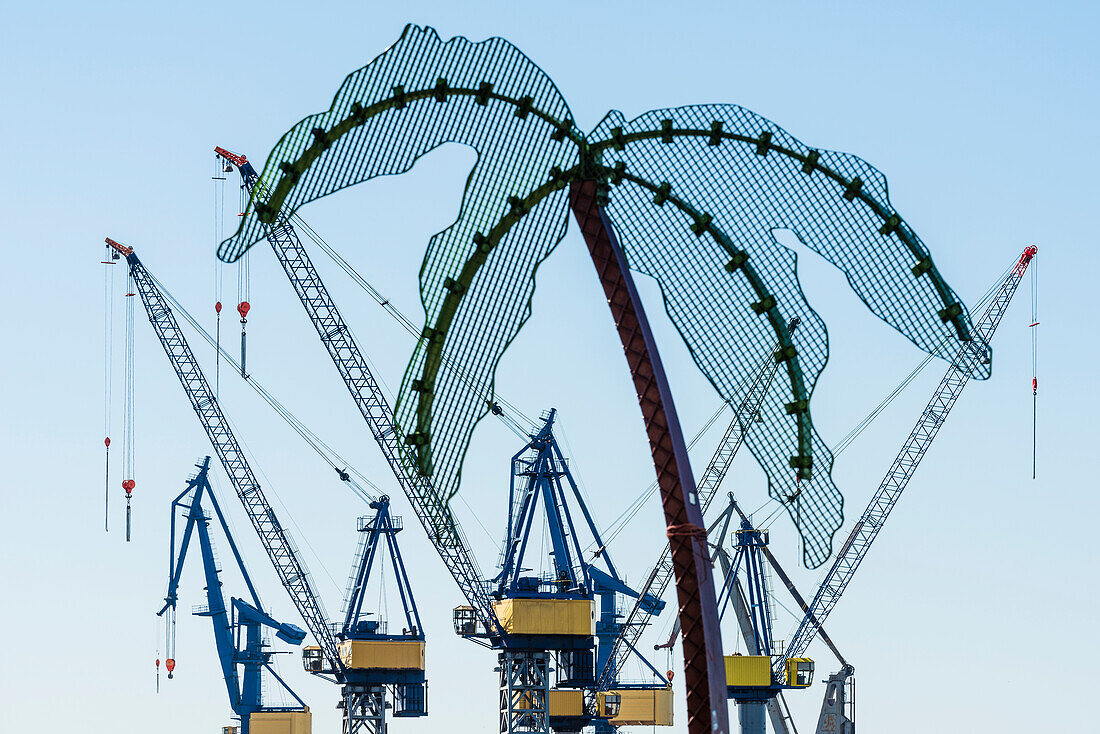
[588,106,979,565]
[218,25,581,499]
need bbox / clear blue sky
[1,2,1096,732]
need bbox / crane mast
[216,148,497,633]
[596,318,799,691]
[780,245,1037,668]
[104,236,343,674]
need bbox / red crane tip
[104,237,134,256]
[214,147,248,167]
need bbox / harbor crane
[715,502,815,734]
[703,494,854,734]
[105,236,339,671]
[159,456,311,734]
[660,495,852,734]
[105,236,428,734]
[306,495,429,734]
[455,409,670,733]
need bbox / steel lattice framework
[108,241,342,673]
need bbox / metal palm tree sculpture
[220,25,985,733]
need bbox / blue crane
[454,409,669,733]
[158,456,310,734]
[715,494,850,734]
[106,236,429,734]
[706,498,816,734]
[319,496,428,733]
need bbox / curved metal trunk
[571,180,729,734]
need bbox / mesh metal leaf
[588,106,982,565]
[218,25,581,497]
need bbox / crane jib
[218,151,500,634]
[117,244,344,675]
[779,246,1037,670]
